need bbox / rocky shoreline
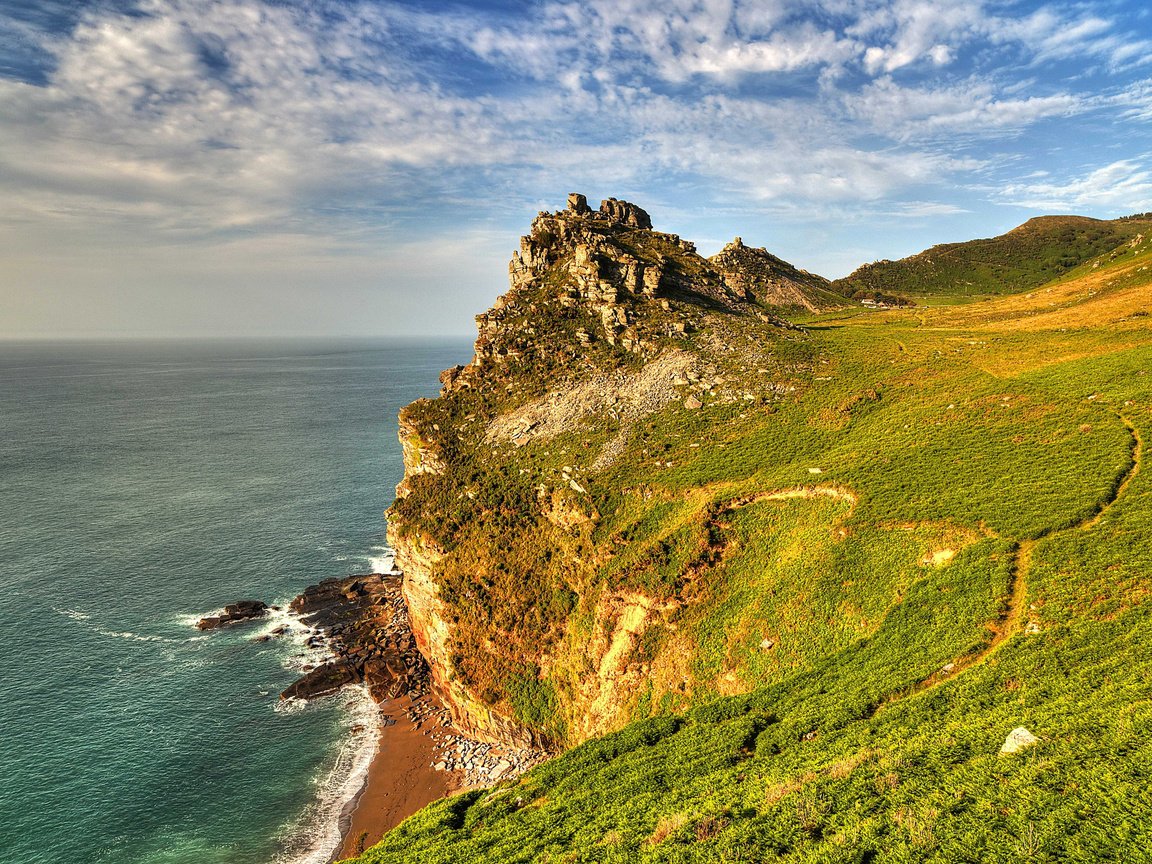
[211,569,549,854]
[277,571,549,786]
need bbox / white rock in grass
[1000,727,1040,755]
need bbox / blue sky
[2,0,1151,337]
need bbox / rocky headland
[386,194,831,754]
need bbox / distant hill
[708,237,847,312]
[833,215,1152,299]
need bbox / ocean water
[0,338,470,864]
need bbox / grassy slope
[831,216,1152,301]
[352,239,1152,863]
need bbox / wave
[182,583,383,862]
[56,608,208,644]
[272,686,382,864]
[366,545,401,576]
[174,610,221,628]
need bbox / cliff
[387,194,807,749]
[356,202,1152,864]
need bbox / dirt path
[728,485,858,510]
[1085,412,1142,530]
[876,409,1142,712]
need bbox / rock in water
[280,661,361,700]
[278,573,431,703]
[1000,726,1040,755]
[197,600,268,630]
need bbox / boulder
[599,197,653,229]
[280,661,361,700]
[567,192,592,214]
[1000,726,1040,755]
[364,652,412,702]
[197,600,268,630]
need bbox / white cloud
[849,0,985,74]
[1116,80,1152,121]
[0,0,525,237]
[849,77,1083,139]
[0,0,1010,243]
[998,160,1152,211]
[996,7,1152,70]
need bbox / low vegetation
[832,215,1152,300]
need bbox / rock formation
[197,600,268,630]
[387,194,815,752]
[449,193,789,398]
[279,574,426,702]
[709,237,845,312]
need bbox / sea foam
[272,686,382,864]
[366,545,401,576]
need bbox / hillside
[832,214,1152,300]
[707,237,847,312]
[347,198,1152,863]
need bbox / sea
[0,338,471,864]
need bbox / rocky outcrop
[387,194,814,755]
[709,237,843,312]
[279,574,427,703]
[395,407,445,496]
[440,192,777,391]
[197,600,268,630]
[598,197,652,229]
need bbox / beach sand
[333,695,461,861]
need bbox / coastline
[331,695,460,861]
[329,685,550,861]
[269,570,549,863]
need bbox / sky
[2,0,1151,338]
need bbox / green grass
[832,215,1150,299]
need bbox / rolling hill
[832,214,1152,301]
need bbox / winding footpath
[877,408,1143,712]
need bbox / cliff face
[387,195,810,750]
[391,411,551,750]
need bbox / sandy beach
[333,695,461,861]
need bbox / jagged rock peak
[598,197,652,229]
[710,238,841,313]
[441,194,800,394]
[558,192,653,229]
